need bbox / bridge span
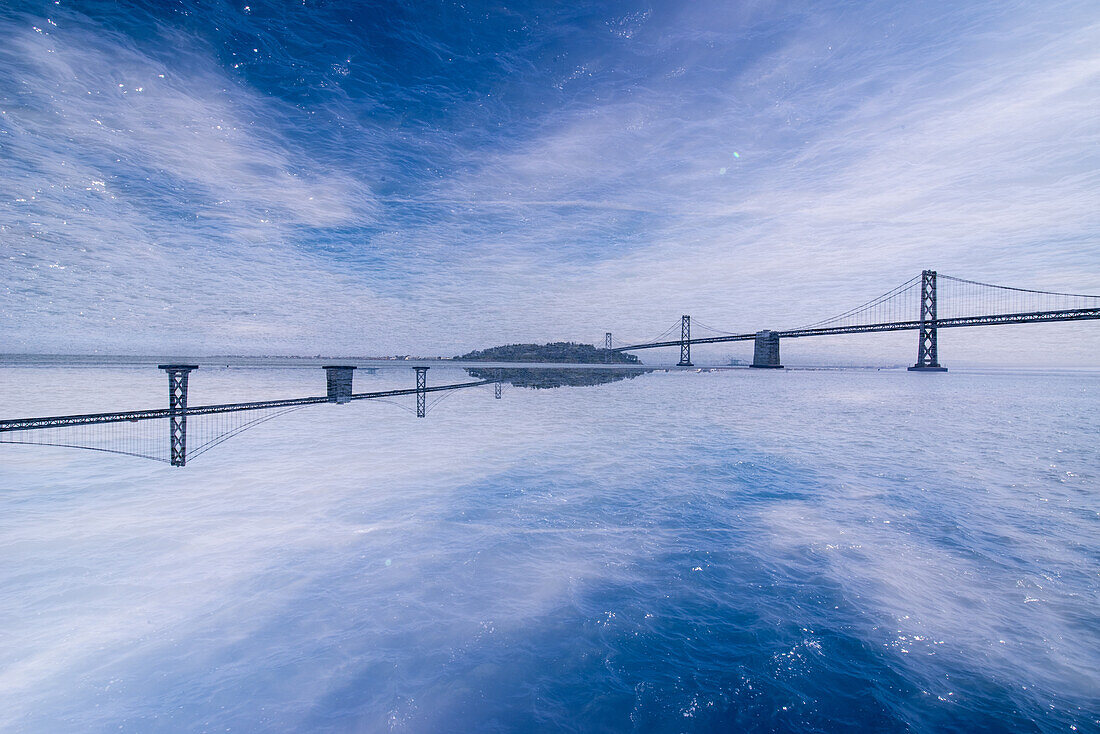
[0,366,493,467]
[1,270,1097,467]
[608,271,1099,370]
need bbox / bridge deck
[0,379,494,433]
[613,308,1100,352]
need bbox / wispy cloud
[0,0,1097,364]
[0,5,393,353]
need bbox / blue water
[1,367,1097,732]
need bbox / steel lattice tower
[415,367,429,417]
[678,315,693,366]
[159,364,198,466]
[909,270,947,371]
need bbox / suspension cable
[795,275,922,329]
[691,319,741,336]
[938,274,1100,298]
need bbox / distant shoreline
[1,354,1096,373]
[0,354,687,370]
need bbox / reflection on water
[2,367,1098,732]
[458,342,648,388]
[463,366,652,389]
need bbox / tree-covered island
[455,342,647,389]
[457,342,639,364]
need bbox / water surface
[1,367,1097,732]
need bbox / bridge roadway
[613,307,1100,352]
[0,379,495,433]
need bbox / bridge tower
[159,364,198,467]
[495,381,502,399]
[323,365,356,403]
[751,331,783,368]
[415,367,429,418]
[909,270,948,372]
[678,315,693,366]
[605,332,613,363]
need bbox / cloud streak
[0,0,1097,364]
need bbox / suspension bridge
[0,366,496,467]
[1,270,1097,466]
[606,271,1100,369]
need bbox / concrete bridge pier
[323,365,356,403]
[751,330,783,368]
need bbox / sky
[1,0,1098,364]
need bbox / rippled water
[1,366,1097,732]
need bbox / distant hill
[456,342,640,364]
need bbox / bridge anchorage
[324,365,356,402]
[607,269,1099,369]
[752,331,782,368]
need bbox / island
[456,342,648,389]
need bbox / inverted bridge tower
[909,270,948,372]
[324,365,356,403]
[415,367,429,418]
[159,364,198,466]
[678,315,693,366]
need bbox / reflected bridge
[2,269,1097,467]
[0,366,493,467]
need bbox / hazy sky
[1,0,1098,363]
